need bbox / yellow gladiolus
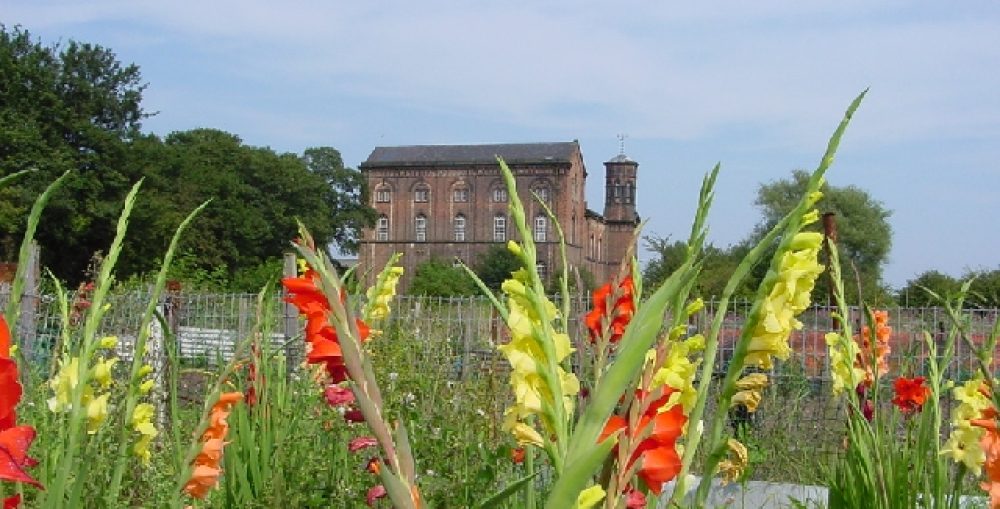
[99,336,118,349]
[132,403,158,465]
[575,485,606,509]
[48,357,81,412]
[93,358,117,389]
[87,393,110,434]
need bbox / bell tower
[603,135,639,222]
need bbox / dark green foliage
[642,235,755,299]
[0,26,374,286]
[473,244,523,290]
[898,267,1000,308]
[410,258,478,297]
[0,25,147,278]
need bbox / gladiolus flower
[324,385,355,407]
[132,403,158,465]
[717,439,749,484]
[585,276,635,344]
[92,358,116,390]
[365,266,404,321]
[86,394,109,434]
[3,494,20,508]
[892,376,930,414]
[599,390,687,495]
[0,317,40,491]
[857,310,892,386]
[366,485,387,507]
[511,447,525,464]
[344,408,364,423]
[624,485,646,508]
[183,392,241,499]
[349,436,378,453]
[745,231,824,369]
[366,457,381,475]
[283,267,371,384]
[575,485,606,509]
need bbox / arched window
[453,214,466,242]
[492,187,508,203]
[414,183,430,203]
[493,214,507,242]
[375,184,392,203]
[414,214,427,242]
[533,184,550,203]
[376,215,389,241]
[534,215,547,242]
[452,182,470,203]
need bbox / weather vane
[617,133,627,155]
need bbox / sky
[4,1,999,288]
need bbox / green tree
[642,235,754,299]
[409,258,477,297]
[965,267,1000,308]
[119,129,338,281]
[301,147,376,255]
[0,25,148,279]
[896,270,961,307]
[473,244,523,290]
[751,170,893,304]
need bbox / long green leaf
[4,170,70,325]
[475,471,541,509]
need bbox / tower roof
[605,153,635,164]
[362,142,580,167]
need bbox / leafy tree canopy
[898,268,1000,308]
[0,26,374,287]
[643,170,893,305]
[473,244,523,290]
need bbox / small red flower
[366,485,387,507]
[349,436,378,453]
[624,484,647,508]
[892,376,931,414]
[324,385,355,407]
[511,447,525,464]
[3,494,20,509]
[344,408,365,423]
[366,457,381,475]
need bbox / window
[534,186,550,202]
[534,215,547,242]
[493,187,508,203]
[375,187,391,203]
[453,214,466,242]
[376,216,389,241]
[453,187,469,203]
[415,214,427,242]
[536,261,547,280]
[494,214,506,242]
[414,184,430,203]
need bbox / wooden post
[18,242,40,362]
[282,252,299,372]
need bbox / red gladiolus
[366,457,381,475]
[0,316,40,491]
[344,408,365,423]
[624,484,647,508]
[366,485,387,507]
[511,447,525,464]
[599,390,686,495]
[349,436,378,453]
[324,385,355,407]
[283,268,371,384]
[892,376,931,414]
[585,276,636,343]
[3,494,20,509]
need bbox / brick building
[357,141,639,290]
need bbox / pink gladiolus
[366,485,387,507]
[349,436,378,453]
[324,385,354,407]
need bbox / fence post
[282,252,299,373]
[18,242,40,362]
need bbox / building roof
[606,153,635,164]
[362,141,580,167]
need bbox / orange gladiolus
[972,408,1000,509]
[283,267,370,383]
[892,376,931,414]
[585,276,636,344]
[857,310,891,385]
[599,390,686,495]
[183,392,242,499]
[511,447,525,464]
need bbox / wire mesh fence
[3,287,998,467]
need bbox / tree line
[1,25,374,289]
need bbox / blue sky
[5,1,999,288]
